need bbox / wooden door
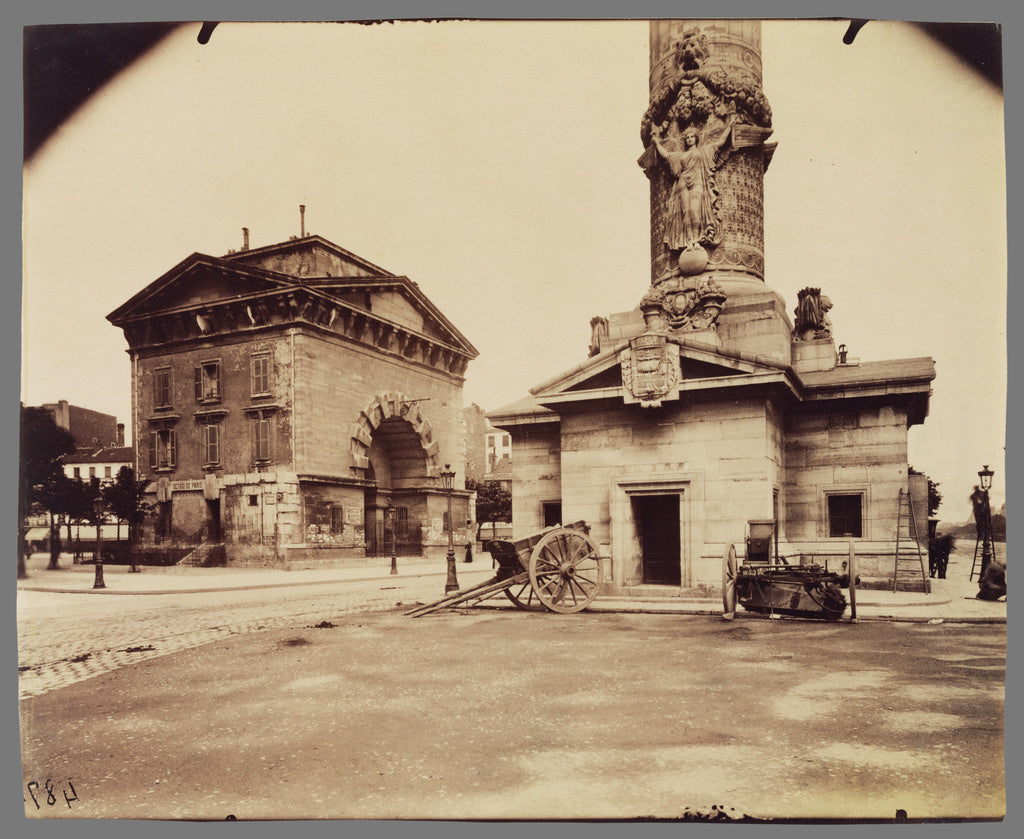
[637,494,681,585]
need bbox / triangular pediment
[224,234,394,279]
[107,254,297,323]
[531,337,791,407]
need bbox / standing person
[970,484,993,576]
[464,541,473,563]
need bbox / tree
[18,406,76,578]
[35,473,79,569]
[908,465,942,517]
[474,480,512,540]
[104,466,153,545]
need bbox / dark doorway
[156,500,172,539]
[636,494,681,585]
[363,486,379,556]
[206,499,222,542]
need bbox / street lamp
[978,465,995,576]
[93,496,106,589]
[440,464,459,593]
[979,464,994,492]
[386,498,398,576]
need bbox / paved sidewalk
[17,550,1005,623]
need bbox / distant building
[463,403,490,486]
[41,400,124,451]
[485,430,512,474]
[63,446,134,484]
[107,226,478,566]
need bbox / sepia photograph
[17,10,1008,824]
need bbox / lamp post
[386,498,398,576]
[978,465,994,577]
[93,495,106,589]
[440,464,459,593]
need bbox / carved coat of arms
[620,334,681,408]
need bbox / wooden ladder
[893,487,930,593]
[970,532,998,581]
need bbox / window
[828,494,863,538]
[331,505,345,535]
[149,428,177,470]
[73,467,80,479]
[251,353,271,396]
[104,466,112,478]
[194,360,221,403]
[89,467,96,479]
[542,502,562,529]
[202,424,221,467]
[248,494,259,507]
[154,367,172,408]
[254,415,272,463]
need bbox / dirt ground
[20,608,1005,822]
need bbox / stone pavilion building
[108,221,478,566]
[489,21,935,593]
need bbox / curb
[14,569,457,596]
[17,579,1004,624]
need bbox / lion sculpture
[792,287,833,342]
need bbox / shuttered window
[150,428,177,470]
[251,354,271,396]
[203,424,221,467]
[254,416,272,463]
[154,368,172,407]
[194,361,221,403]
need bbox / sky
[20,17,1007,520]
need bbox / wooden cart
[406,522,603,617]
[722,520,848,621]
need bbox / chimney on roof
[300,205,306,238]
[242,227,250,251]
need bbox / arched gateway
[351,392,444,557]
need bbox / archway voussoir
[352,424,373,447]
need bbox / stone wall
[136,334,294,478]
[290,330,465,481]
[783,402,913,581]
[555,395,780,588]
[507,422,562,537]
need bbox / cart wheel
[528,527,603,614]
[504,574,541,610]
[722,544,738,618]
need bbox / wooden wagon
[406,522,603,617]
[722,520,849,621]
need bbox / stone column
[640,20,775,298]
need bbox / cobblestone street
[17,565,494,699]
